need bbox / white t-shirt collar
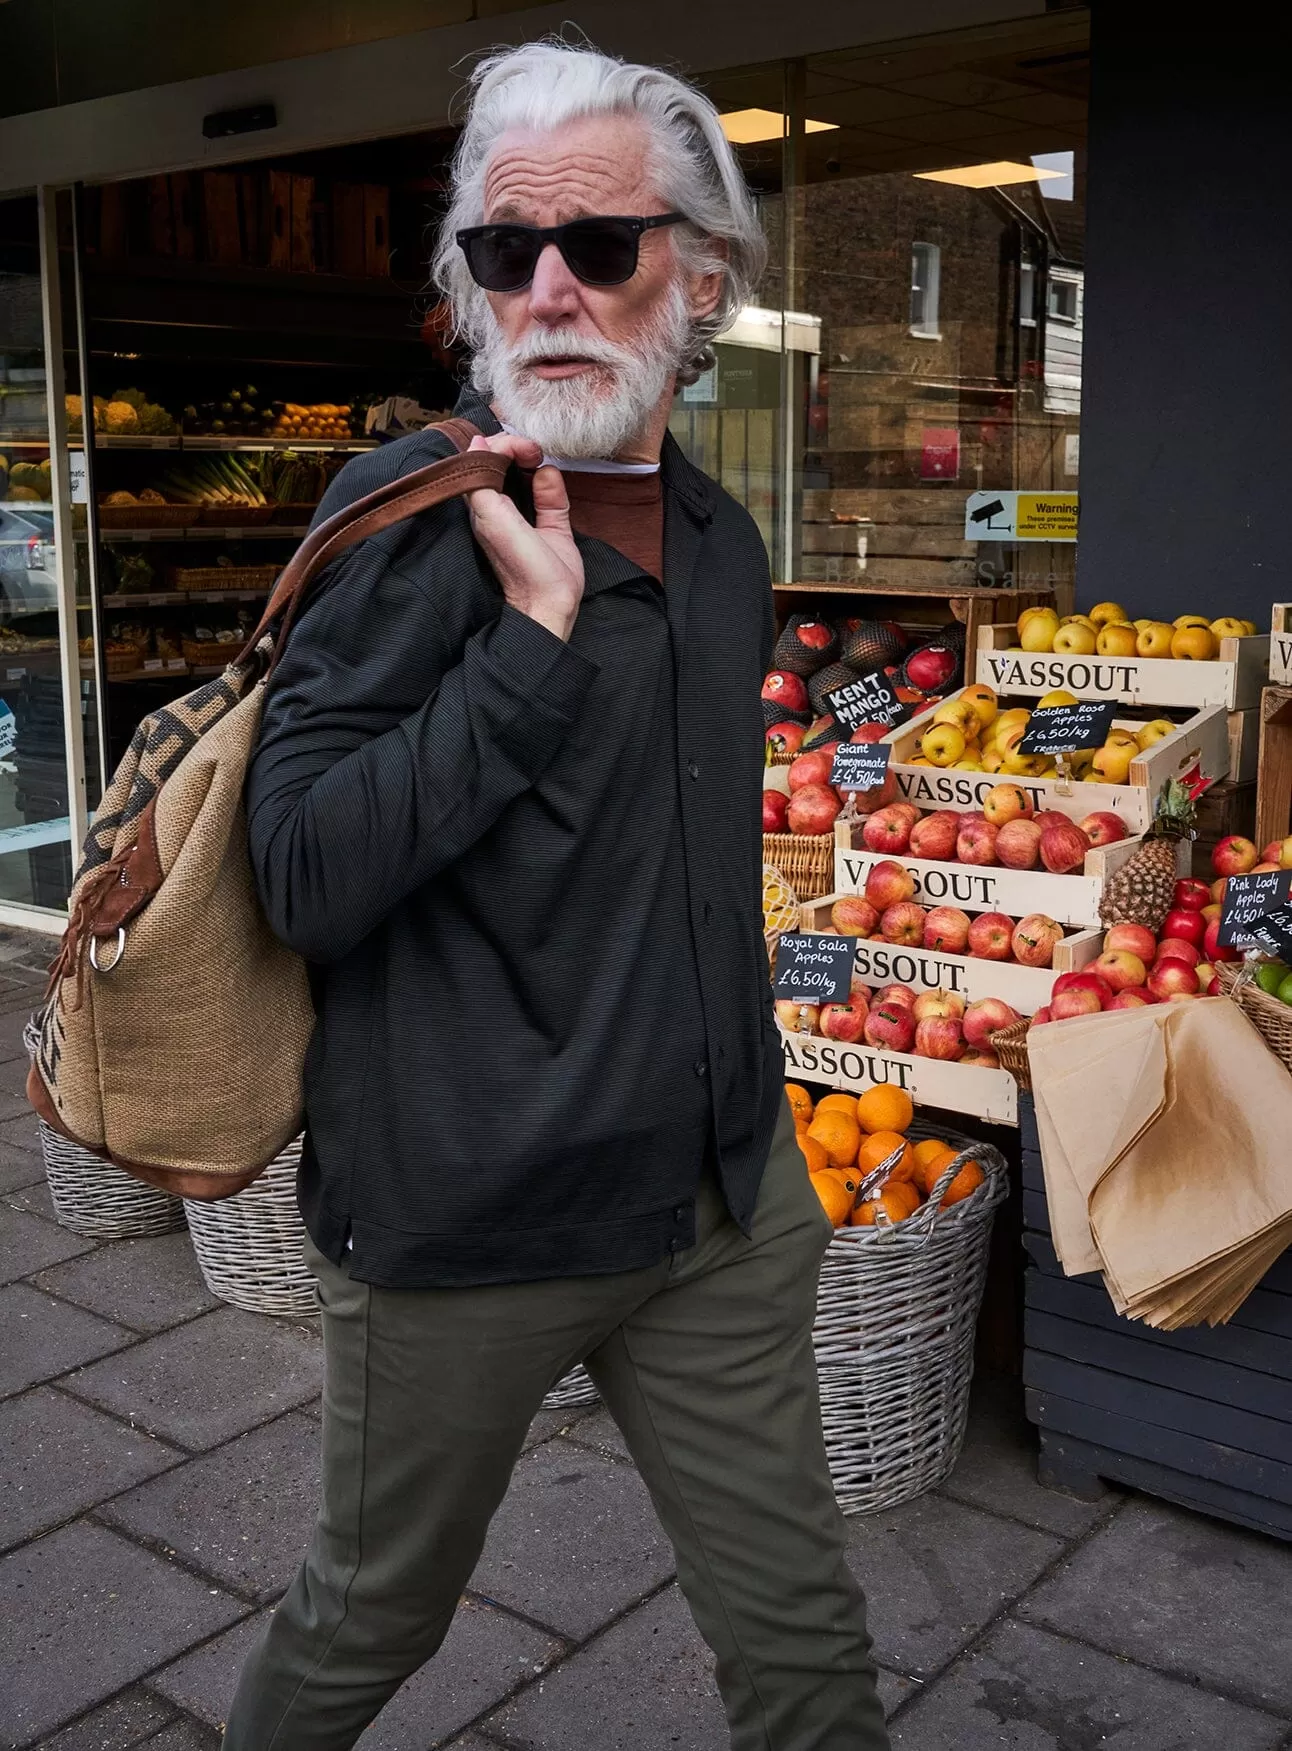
[498,421,660,475]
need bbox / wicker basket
[990,1017,1033,1091]
[181,638,245,668]
[183,1140,318,1318]
[763,832,834,902]
[97,502,199,529]
[23,1024,186,1239]
[543,1366,599,1410]
[169,564,281,593]
[1217,962,1292,1072]
[815,1129,1008,1515]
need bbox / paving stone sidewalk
[2,929,1290,1750]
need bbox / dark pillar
[1076,11,1292,623]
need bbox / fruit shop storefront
[2,3,1290,1530]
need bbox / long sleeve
[245,539,598,963]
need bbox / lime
[1255,962,1288,995]
[1277,974,1292,1007]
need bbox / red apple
[787,748,834,792]
[915,1016,965,1061]
[1039,819,1092,875]
[875,983,917,1009]
[1147,958,1199,999]
[1031,1005,1054,1025]
[889,802,922,827]
[1106,990,1151,1010]
[982,783,1035,828]
[1094,949,1148,991]
[881,901,927,946]
[1201,902,1221,922]
[1173,878,1211,912]
[830,895,879,936]
[995,818,1044,870]
[863,806,913,854]
[765,721,806,758]
[1154,937,1200,968]
[1210,877,1228,903]
[761,670,809,715]
[963,997,1022,1048]
[1203,916,1239,963]
[1161,908,1205,948]
[908,810,960,861]
[1012,914,1064,968]
[957,814,999,866]
[1253,863,1282,874]
[1104,922,1158,962]
[1052,970,1113,1000]
[1078,811,1129,848]
[762,790,789,832]
[959,1046,1001,1068]
[865,860,916,910]
[1051,987,1104,1019]
[820,996,869,1042]
[967,912,1014,960]
[850,975,874,1004]
[774,999,820,1033]
[864,1002,916,1053]
[787,784,842,836]
[1212,835,1257,876]
[913,989,966,1022]
[923,906,972,953]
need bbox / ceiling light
[915,160,1066,189]
[719,108,838,145]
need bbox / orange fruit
[816,1092,861,1119]
[795,1131,828,1176]
[810,1171,854,1228]
[855,1085,914,1136]
[851,1182,921,1226]
[912,1140,960,1198]
[822,1166,860,1202]
[807,1109,861,1172]
[940,1160,986,1207]
[785,1084,814,1124]
[856,1130,916,1183]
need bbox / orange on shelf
[807,1109,861,1173]
[795,1131,828,1176]
[855,1086,914,1136]
[816,1092,861,1119]
[851,1182,921,1226]
[785,1084,814,1125]
[940,1160,986,1208]
[856,1130,916,1183]
[810,1171,854,1228]
[912,1139,960,1199]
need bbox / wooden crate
[1193,778,1257,877]
[883,695,1231,836]
[976,624,1268,713]
[798,890,1099,1015]
[1229,707,1260,783]
[778,1020,1018,1124]
[1271,605,1292,686]
[1256,685,1292,850]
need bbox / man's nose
[527,241,582,324]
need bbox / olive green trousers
[222,1106,890,1750]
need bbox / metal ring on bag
[89,928,126,974]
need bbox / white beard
[471,281,692,460]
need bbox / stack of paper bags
[1026,997,1292,1327]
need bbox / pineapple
[1099,778,1196,930]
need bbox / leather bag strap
[236,420,501,672]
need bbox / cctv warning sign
[965,490,1078,542]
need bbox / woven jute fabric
[31,667,314,1196]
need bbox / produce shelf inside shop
[76,526,308,543]
[68,435,375,452]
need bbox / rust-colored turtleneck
[562,468,664,581]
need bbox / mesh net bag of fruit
[763,864,800,970]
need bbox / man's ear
[688,239,728,325]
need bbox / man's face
[473,112,719,457]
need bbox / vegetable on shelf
[156,454,268,508]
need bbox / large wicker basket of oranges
[787,1082,1008,1516]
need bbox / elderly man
[224,39,889,1751]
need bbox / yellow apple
[958,683,998,729]
[952,756,983,771]
[1002,747,1050,777]
[1240,619,1259,635]
[994,708,1032,736]
[1170,625,1218,660]
[1105,727,1141,748]
[1136,622,1174,658]
[1036,688,1080,709]
[920,723,966,767]
[1018,609,1059,653]
[907,755,933,767]
[932,698,978,736]
[1135,717,1176,750]
[1133,618,1156,631]
[1066,749,1096,775]
[1096,622,1139,657]
[1053,622,1097,656]
[1209,617,1247,639]
[1172,614,1210,629]
[1088,602,1129,628]
[1091,741,1135,783]
[980,747,1004,772]
[1060,614,1097,630]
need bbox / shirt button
[674,1205,685,1221]
[687,759,700,780]
[694,1059,708,1078]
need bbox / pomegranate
[786,784,841,835]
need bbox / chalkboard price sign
[825,671,907,734]
[1217,869,1292,948]
[831,742,892,794]
[1017,700,1119,756]
[1240,906,1292,963]
[773,933,854,1005]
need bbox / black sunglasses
[456,212,687,292]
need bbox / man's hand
[465,433,585,643]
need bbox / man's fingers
[468,432,543,467]
[530,463,572,535]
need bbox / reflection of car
[0,503,57,616]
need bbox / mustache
[506,327,637,371]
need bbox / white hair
[431,38,768,389]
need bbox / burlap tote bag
[28,426,503,1199]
